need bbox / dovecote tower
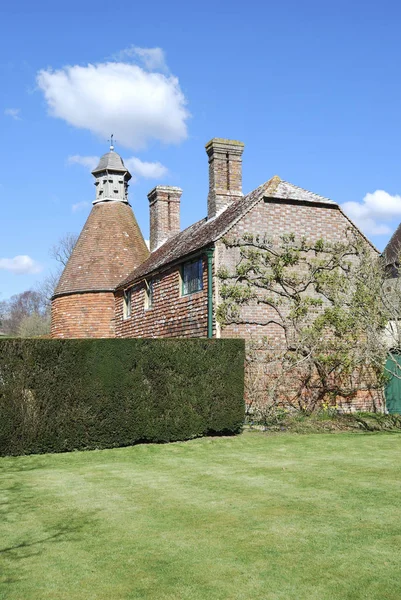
[51,144,149,338]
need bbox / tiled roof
[274,180,336,204]
[118,175,338,288]
[383,222,401,266]
[54,202,149,296]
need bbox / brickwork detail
[206,138,244,218]
[148,186,182,252]
[218,199,353,340]
[51,292,115,338]
[116,257,210,338]
[215,199,381,412]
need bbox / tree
[37,232,78,308]
[18,312,51,338]
[49,232,78,268]
[1,290,47,337]
[1,233,78,337]
[217,230,388,414]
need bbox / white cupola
[91,142,132,205]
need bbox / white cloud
[37,59,189,150]
[68,154,168,180]
[125,157,168,179]
[0,255,42,275]
[72,201,90,213]
[4,108,21,121]
[342,190,401,236]
[113,46,168,72]
[67,155,99,170]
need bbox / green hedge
[0,338,245,456]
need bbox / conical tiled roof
[54,202,149,296]
[92,150,130,177]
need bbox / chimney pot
[148,185,182,252]
[205,138,245,219]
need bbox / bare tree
[36,270,63,309]
[0,234,78,337]
[49,233,78,267]
[37,232,79,308]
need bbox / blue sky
[1,0,400,300]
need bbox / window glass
[182,259,203,295]
[123,290,132,319]
[145,280,154,309]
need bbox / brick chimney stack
[148,185,182,252]
[205,138,245,219]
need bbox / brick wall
[51,292,115,338]
[113,196,380,410]
[215,199,382,412]
[218,199,357,340]
[115,257,210,338]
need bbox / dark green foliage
[0,339,245,456]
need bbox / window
[123,290,132,319]
[181,259,203,295]
[144,280,154,309]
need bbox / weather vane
[108,134,114,150]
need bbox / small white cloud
[0,255,42,275]
[4,108,21,121]
[144,239,150,249]
[125,157,168,179]
[114,46,168,72]
[72,201,90,213]
[67,155,99,170]
[37,58,189,150]
[342,190,401,236]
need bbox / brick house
[52,138,381,410]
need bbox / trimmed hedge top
[0,338,245,456]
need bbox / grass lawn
[1,432,401,600]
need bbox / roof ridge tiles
[119,174,378,289]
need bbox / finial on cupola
[109,134,114,151]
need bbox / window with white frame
[181,259,203,295]
[123,289,132,319]
[144,279,154,309]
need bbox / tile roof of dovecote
[54,202,149,297]
[118,175,371,289]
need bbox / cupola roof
[92,149,131,180]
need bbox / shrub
[0,338,245,456]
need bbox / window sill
[181,288,203,298]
